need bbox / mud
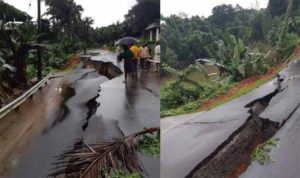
[82,59,123,79]
[187,117,279,178]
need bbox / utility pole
[37,0,42,80]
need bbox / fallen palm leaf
[48,127,159,178]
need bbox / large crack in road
[80,59,122,133]
[186,73,300,178]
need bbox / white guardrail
[0,73,53,119]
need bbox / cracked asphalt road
[3,50,160,178]
[161,58,300,178]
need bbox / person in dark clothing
[120,45,134,84]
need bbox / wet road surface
[161,79,277,178]
[161,58,300,178]
[241,59,300,178]
[1,50,159,178]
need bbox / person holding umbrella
[119,45,134,84]
[117,37,139,83]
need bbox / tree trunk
[14,48,28,87]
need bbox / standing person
[145,43,151,70]
[139,44,149,71]
[154,41,160,72]
[120,45,133,84]
[116,45,121,64]
[130,43,139,79]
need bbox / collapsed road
[161,58,300,178]
[0,50,160,178]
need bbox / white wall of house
[150,30,153,41]
[156,28,160,41]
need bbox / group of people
[116,41,160,84]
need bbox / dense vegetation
[161,0,300,117]
[93,0,160,45]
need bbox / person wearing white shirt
[154,41,160,72]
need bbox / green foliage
[161,1,300,117]
[161,47,178,68]
[267,0,289,17]
[161,62,207,110]
[251,138,279,165]
[276,0,300,60]
[26,64,36,80]
[138,131,160,157]
[205,35,268,81]
[277,32,299,60]
[161,14,214,67]
[104,169,141,178]
[161,63,234,117]
[0,23,43,86]
[161,78,234,117]
[210,4,236,29]
[93,0,159,45]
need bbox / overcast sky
[162,0,269,17]
[5,0,270,26]
[5,0,137,27]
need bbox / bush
[161,76,234,117]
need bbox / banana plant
[0,56,16,72]
[0,24,46,87]
[204,34,267,81]
[162,61,208,89]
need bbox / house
[145,22,160,42]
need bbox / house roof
[145,22,160,30]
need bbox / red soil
[199,64,285,111]
[60,54,81,70]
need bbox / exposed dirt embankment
[82,59,123,79]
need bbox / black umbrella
[116,37,139,45]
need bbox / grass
[105,169,141,178]
[198,64,286,111]
[160,100,201,117]
[251,138,279,165]
[138,131,160,157]
[160,64,286,118]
